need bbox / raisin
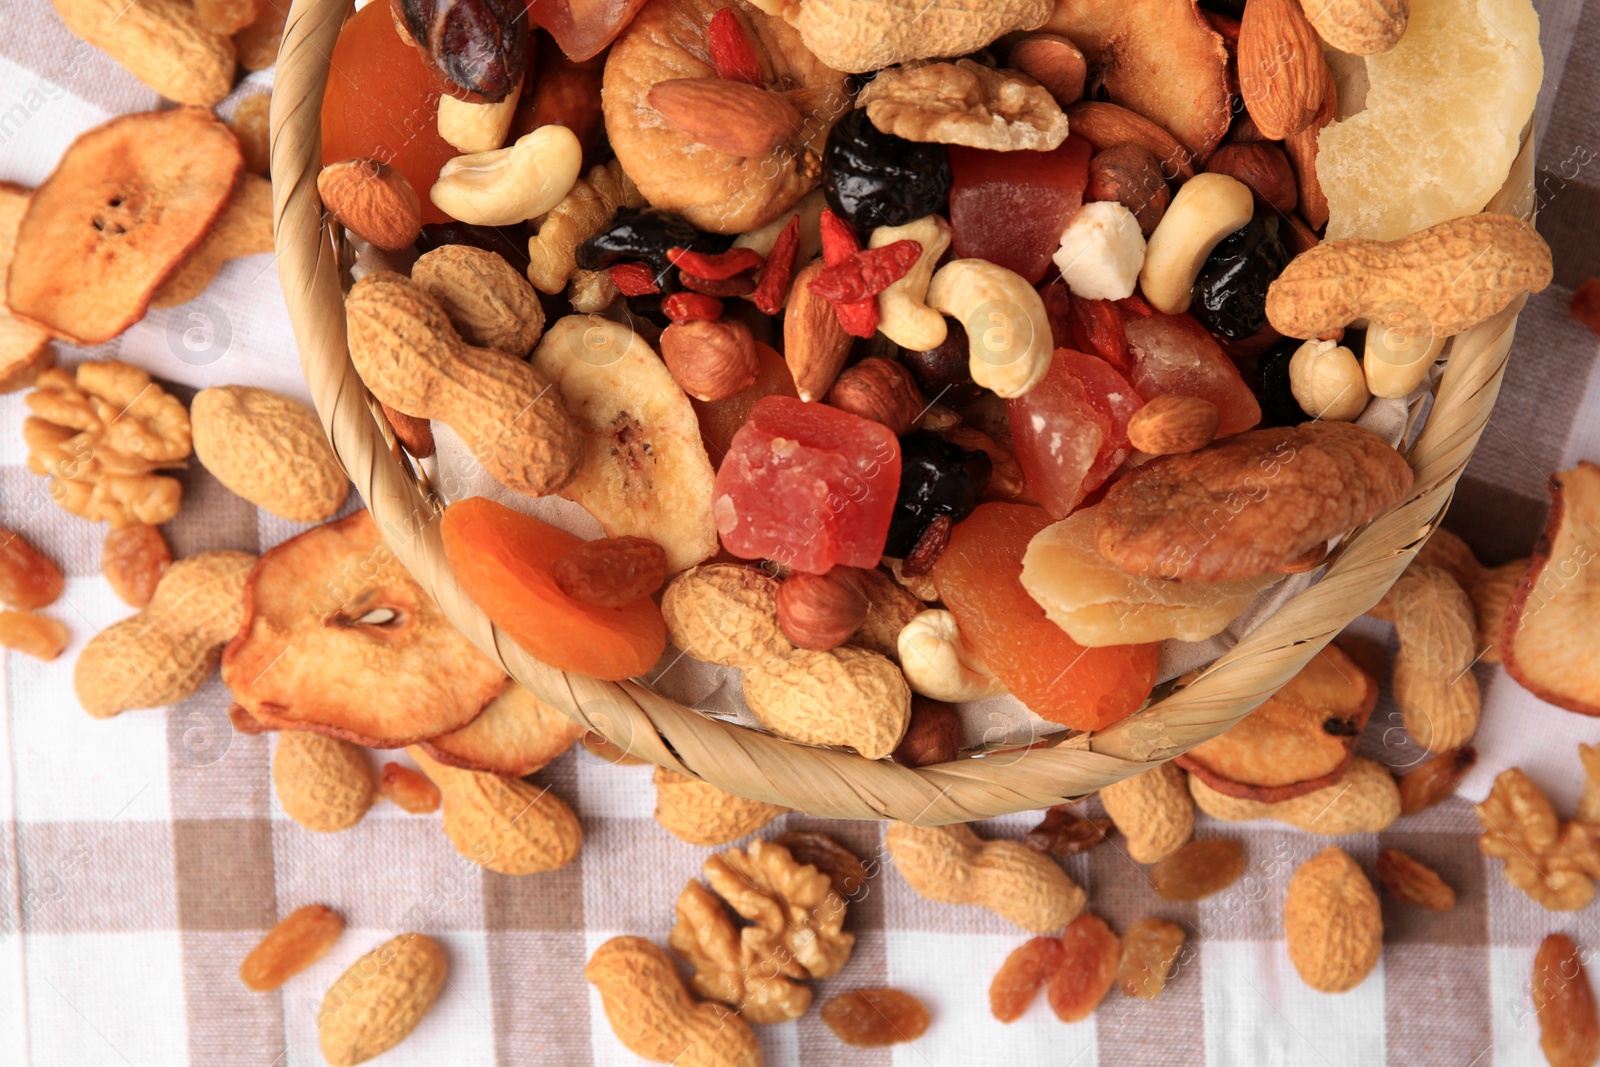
[0,611,69,661]
[417,221,532,270]
[576,208,732,292]
[821,987,930,1047]
[0,527,64,610]
[393,0,527,100]
[990,936,1064,1022]
[822,108,951,235]
[1149,839,1246,901]
[1397,746,1477,815]
[1375,849,1455,911]
[102,523,171,608]
[238,904,345,991]
[1255,340,1310,428]
[1535,933,1600,1067]
[884,432,992,558]
[379,762,442,814]
[1117,918,1186,1000]
[1025,804,1115,857]
[1048,913,1120,1022]
[1191,211,1292,341]
[774,831,870,900]
[898,320,983,406]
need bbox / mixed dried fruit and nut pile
[6,0,1600,1060]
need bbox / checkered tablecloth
[2,0,1599,1062]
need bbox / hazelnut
[898,322,983,406]
[1007,34,1087,107]
[660,318,760,402]
[892,697,960,767]
[1206,142,1298,215]
[1084,144,1171,236]
[826,356,926,436]
[776,568,871,651]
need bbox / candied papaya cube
[949,136,1092,284]
[712,396,901,575]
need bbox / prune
[576,209,733,291]
[1191,211,1292,341]
[823,108,950,235]
[394,0,528,101]
[885,432,992,557]
[899,320,983,406]
[1256,339,1310,427]
[418,221,531,270]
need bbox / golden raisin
[1398,746,1477,815]
[230,93,272,175]
[774,831,871,900]
[0,610,68,660]
[1149,839,1246,901]
[1048,913,1120,1022]
[990,936,1064,1022]
[580,730,648,765]
[1535,933,1600,1067]
[102,523,172,608]
[238,904,345,991]
[0,527,63,610]
[1376,849,1456,911]
[379,761,442,814]
[1116,918,1186,1000]
[1025,804,1115,857]
[821,987,930,1047]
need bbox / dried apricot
[773,831,870,900]
[0,526,63,610]
[1149,839,1246,901]
[551,536,668,608]
[102,523,171,608]
[1375,849,1455,911]
[0,611,68,661]
[441,497,667,681]
[821,988,930,1047]
[1535,933,1600,1067]
[239,904,344,991]
[1025,804,1115,857]
[1398,746,1477,815]
[379,762,442,814]
[990,936,1064,1022]
[1048,913,1120,1022]
[1117,918,1186,1000]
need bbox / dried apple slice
[419,682,586,776]
[222,510,509,746]
[1175,642,1378,801]
[0,183,53,392]
[7,108,242,346]
[1503,461,1600,716]
[1045,0,1232,162]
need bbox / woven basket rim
[269,0,1538,823]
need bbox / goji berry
[667,245,764,281]
[819,207,861,265]
[680,272,756,297]
[808,239,922,303]
[1116,292,1155,317]
[707,7,762,87]
[608,261,660,296]
[662,292,724,323]
[750,214,800,315]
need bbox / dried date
[391,0,527,101]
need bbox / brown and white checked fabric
[2,0,1600,1061]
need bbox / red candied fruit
[931,503,1157,730]
[321,0,458,226]
[949,136,1092,284]
[1121,311,1261,435]
[712,396,901,575]
[1009,351,1142,519]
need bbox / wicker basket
[269,0,1538,823]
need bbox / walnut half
[1476,763,1600,912]
[669,838,855,1023]
[859,60,1070,152]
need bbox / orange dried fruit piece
[1536,933,1600,1067]
[1117,918,1186,1000]
[440,496,667,681]
[7,108,242,345]
[239,904,344,991]
[223,510,508,746]
[417,682,585,777]
[102,523,171,608]
[821,988,930,1047]
[0,610,69,661]
[1176,642,1377,802]
[991,936,1064,1022]
[0,526,64,610]
[1048,913,1120,1022]
[1503,461,1600,716]
[0,183,53,392]
[1375,849,1455,911]
[930,502,1158,730]
[1150,838,1246,901]
[379,762,442,814]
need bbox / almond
[647,77,801,158]
[316,159,422,251]
[1237,0,1327,140]
[1126,394,1219,455]
[826,357,925,436]
[660,318,760,402]
[1285,63,1337,230]
[1067,101,1196,180]
[318,933,447,1066]
[784,258,853,401]
[1205,142,1298,215]
[777,568,872,651]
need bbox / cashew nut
[872,215,951,351]
[1289,339,1370,421]
[429,125,583,227]
[734,188,826,264]
[1137,172,1254,315]
[437,79,521,154]
[1364,319,1447,399]
[897,609,1007,702]
[925,259,1054,398]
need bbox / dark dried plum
[899,320,983,406]
[417,221,531,270]
[823,109,951,236]
[885,432,992,557]
[575,209,733,291]
[393,0,527,101]
[1256,340,1309,428]
[1191,211,1292,341]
